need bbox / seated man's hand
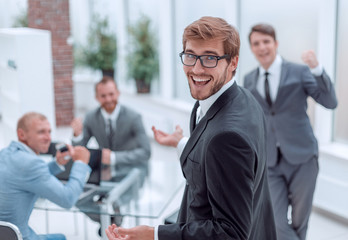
[71,118,83,137]
[56,144,73,165]
[72,146,90,164]
[152,125,183,147]
[102,148,111,165]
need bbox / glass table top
[35,159,185,219]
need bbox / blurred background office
[0,0,348,239]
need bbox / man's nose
[259,42,266,50]
[192,59,205,73]
[45,133,51,141]
[105,95,113,102]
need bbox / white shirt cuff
[110,151,117,177]
[72,133,83,142]
[177,137,188,158]
[154,225,159,240]
[310,64,323,76]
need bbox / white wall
[0,0,27,28]
[0,28,56,145]
[239,0,319,84]
[313,0,348,220]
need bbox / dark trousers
[268,151,319,240]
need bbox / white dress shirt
[99,105,121,177]
[256,54,323,102]
[72,104,121,177]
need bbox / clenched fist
[72,146,90,164]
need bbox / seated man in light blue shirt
[0,112,91,240]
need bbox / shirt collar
[199,78,235,116]
[258,54,282,76]
[18,141,37,155]
[100,104,121,121]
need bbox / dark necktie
[190,101,200,133]
[107,118,113,148]
[264,72,272,106]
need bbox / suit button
[271,111,275,116]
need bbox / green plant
[75,15,117,72]
[12,9,28,27]
[127,15,159,87]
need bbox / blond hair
[17,112,47,131]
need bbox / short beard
[188,66,228,100]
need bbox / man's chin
[104,105,116,113]
[190,92,209,101]
[40,147,50,154]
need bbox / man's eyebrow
[184,49,219,55]
[204,50,219,55]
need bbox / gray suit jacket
[244,59,337,167]
[158,83,276,240]
[72,105,151,179]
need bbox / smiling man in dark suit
[105,16,276,240]
[243,24,337,240]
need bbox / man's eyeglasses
[179,52,230,68]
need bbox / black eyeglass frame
[179,51,230,68]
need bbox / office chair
[0,221,23,240]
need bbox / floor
[1,122,348,239]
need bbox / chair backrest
[0,221,23,240]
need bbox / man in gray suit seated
[243,23,338,240]
[71,76,151,181]
[71,76,151,229]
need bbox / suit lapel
[96,109,109,147]
[274,60,289,105]
[248,69,268,107]
[189,101,200,134]
[114,106,126,147]
[180,82,239,167]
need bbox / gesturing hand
[152,125,183,147]
[71,118,83,137]
[301,50,319,69]
[105,224,154,240]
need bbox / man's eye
[206,56,216,60]
[187,54,196,59]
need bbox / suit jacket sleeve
[20,156,91,209]
[159,132,255,240]
[114,114,151,166]
[303,68,337,109]
[47,160,64,176]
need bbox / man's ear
[17,128,25,141]
[95,94,101,104]
[228,56,239,72]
